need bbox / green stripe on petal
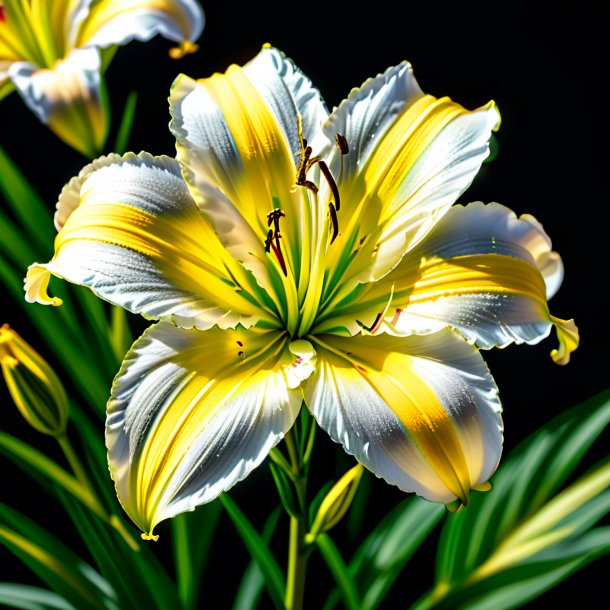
[107,323,301,537]
[304,330,503,505]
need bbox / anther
[356,312,383,334]
[328,202,339,244]
[318,160,340,211]
[336,133,349,155]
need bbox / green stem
[285,488,307,610]
[284,425,310,610]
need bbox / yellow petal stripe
[53,201,265,319]
[76,0,196,49]
[312,334,477,504]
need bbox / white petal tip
[24,265,62,306]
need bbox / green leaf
[0,504,116,610]
[233,506,282,610]
[349,497,445,610]
[431,528,610,610]
[0,583,75,610]
[0,431,103,517]
[58,492,179,610]
[172,499,223,610]
[316,534,361,610]
[220,494,286,610]
[269,460,302,519]
[429,390,610,610]
[113,92,138,155]
[0,144,54,247]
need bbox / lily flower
[0,0,204,156]
[24,46,578,538]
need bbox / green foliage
[425,390,610,610]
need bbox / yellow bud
[308,464,364,542]
[0,324,68,437]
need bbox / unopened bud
[0,324,68,437]
[308,464,364,542]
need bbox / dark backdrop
[1,1,608,608]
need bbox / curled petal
[107,323,301,537]
[75,0,204,57]
[352,202,577,362]
[9,48,107,157]
[305,331,503,505]
[25,152,269,329]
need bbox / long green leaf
[0,583,75,610]
[316,534,361,610]
[0,505,115,610]
[58,492,180,610]
[0,144,54,247]
[335,496,444,610]
[113,91,138,155]
[0,431,102,517]
[233,506,282,610]
[429,390,610,609]
[220,494,286,610]
[173,499,223,610]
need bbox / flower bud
[308,464,364,542]
[0,324,68,437]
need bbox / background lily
[25,46,577,540]
[0,0,204,156]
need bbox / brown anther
[238,351,244,357]
[336,133,349,155]
[318,160,340,211]
[236,340,244,347]
[356,312,383,334]
[328,202,339,244]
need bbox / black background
[1,1,609,608]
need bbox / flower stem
[285,475,308,610]
[283,416,315,610]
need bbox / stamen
[336,133,349,155]
[264,229,274,253]
[328,202,339,244]
[263,209,288,277]
[390,308,402,326]
[356,284,396,335]
[318,160,340,211]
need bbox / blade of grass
[220,494,285,610]
[113,92,138,155]
[316,534,360,610]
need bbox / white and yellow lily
[25,46,578,538]
[0,0,204,156]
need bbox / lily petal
[305,330,502,504]
[74,0,204,58]
[169,53,309,321]
[341,202,574,358]
[242,45,329,156]
[25,152,269,329]
[8,47,107,157]
[322,62,424,183]
[107,322,301,537]
[326,74,499,286]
